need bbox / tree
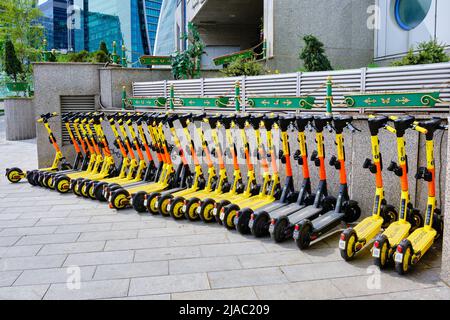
[171,23,205,79]
[4,39,23,81]
[391,40,449,66]
[299,35,333,72]
[99,41,109,56]
[0,0,44,72]
[221,57,264,77]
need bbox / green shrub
[391,40,449,66]
[221,57,264,77]
[299,35,333,72]
[92,50,109,63]
[3,39,23,81]
[99,41,109,55]
[67,50,90,62]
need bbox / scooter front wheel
[132,191,148,213]
[146,192,160,215]
[55,176,71,194]
[380,205,398,229]
[251,211,270,238]
[169,197,186,220]
[339,228,357,261]
[199,198,216,223]
[26,170,38,186]
[222,204,240,230]
[158,194,173,217]
[343,200,361,223]
[109,189,130,210]
[271,217,289,243]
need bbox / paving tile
[0,270,22,287]
[78,230,138,242]
[94,261,168,280]
[167,233,229,247]
[280,260,371,282]
[111,220,167,231]
[16,233,80,246]
[0,255,66,271]
[0,245,42,258]
[200,242,267,257]
[138,226,195,238]
[54,223,112,234]
[135,246,202,262]
[172,287,258,300]
[14,266,96,286]
[89,214,142,224]
[18,211,70,219]
[169,256,241,275]
[0,285,49,300]
[253,279,345,300]
[238,251,312,269]
[0,213,20,220]
[0,219,38,228]
[0,226,57,237]
[387,286,450,300]
[64,250,134,266]
[49,204,99,212]
[104,238,169,251]
[35,217,90,227]
[0,236,20,246]
[44,279,130,300]
[3,206,53,214]
[208,267,288,289]
[129,273,210,296]
[38,241,105,255]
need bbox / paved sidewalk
[0,116,449,300]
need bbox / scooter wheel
[71,178,81,195]
[55,176,71,194]
[37,172,46,187]
[6,167,24,183]
[131,191,147,213]
[26,170,38,186]
[185,197,201,221]
[271,216,290,243]
[199,198,216,223]
[109,189,130,210]
[170,197,186,220]
[146,192,160,215]
[80,180,90,198]
[41,172,51,188]
[251,211,270,238]
[295,220,313,250]
[46,173,56,190]
[343,200,361,223]
[222,204,240,230]
[215,200,231,225]
[236,208,253,235]
[33,171,42,186]
[322,196,337,212]
[380,205,398,229]
[94,182,108,201]
[339,228,358,261]
[158,194,173,217]
[410,209,424,231]
[86,182,97,200]
[395,239,413,275]
[373,234,391,269]
[432,211,444,239]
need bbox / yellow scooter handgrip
[385,125,397,134]
[413,125,428,135]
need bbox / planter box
[4,97,36,141]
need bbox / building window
[394,0,432,31]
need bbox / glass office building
[39,0,70,50]
[70,0,162,65]
[154,0,177,56]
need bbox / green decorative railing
[345,91,441,108]
[139,55,172,66]
[247,96,315,109]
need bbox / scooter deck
[288,205,323,224]
[230,194,275,209]
[125,181,167,194]
[180,188,217,200]
[353,215,384,242]
[265,203,306,219]
[310,210,345,231]
[407,227,436,253]
[383,221,411,247]
[254,201,290,215]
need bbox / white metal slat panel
[133,80,166,97]
[60,95,96,144]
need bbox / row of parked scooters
[5,111,446,275]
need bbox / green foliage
[171,23,205,79]
[0,0,43,74]
[221,57,264,77]
[391,40,449,66]
[299,35,333,72]
[99,41,109,55]
[367,63,380,68]
[3,39,23,81]
[93,50,109,63]
[67,50,90,63]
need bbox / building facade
[68,0,162,64]
[375,0,450,64]
[39,0,70,50]
[163,0,449,72]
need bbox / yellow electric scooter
[372,115,427,269]
[394,118,447,274]
[339,115,398,261]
